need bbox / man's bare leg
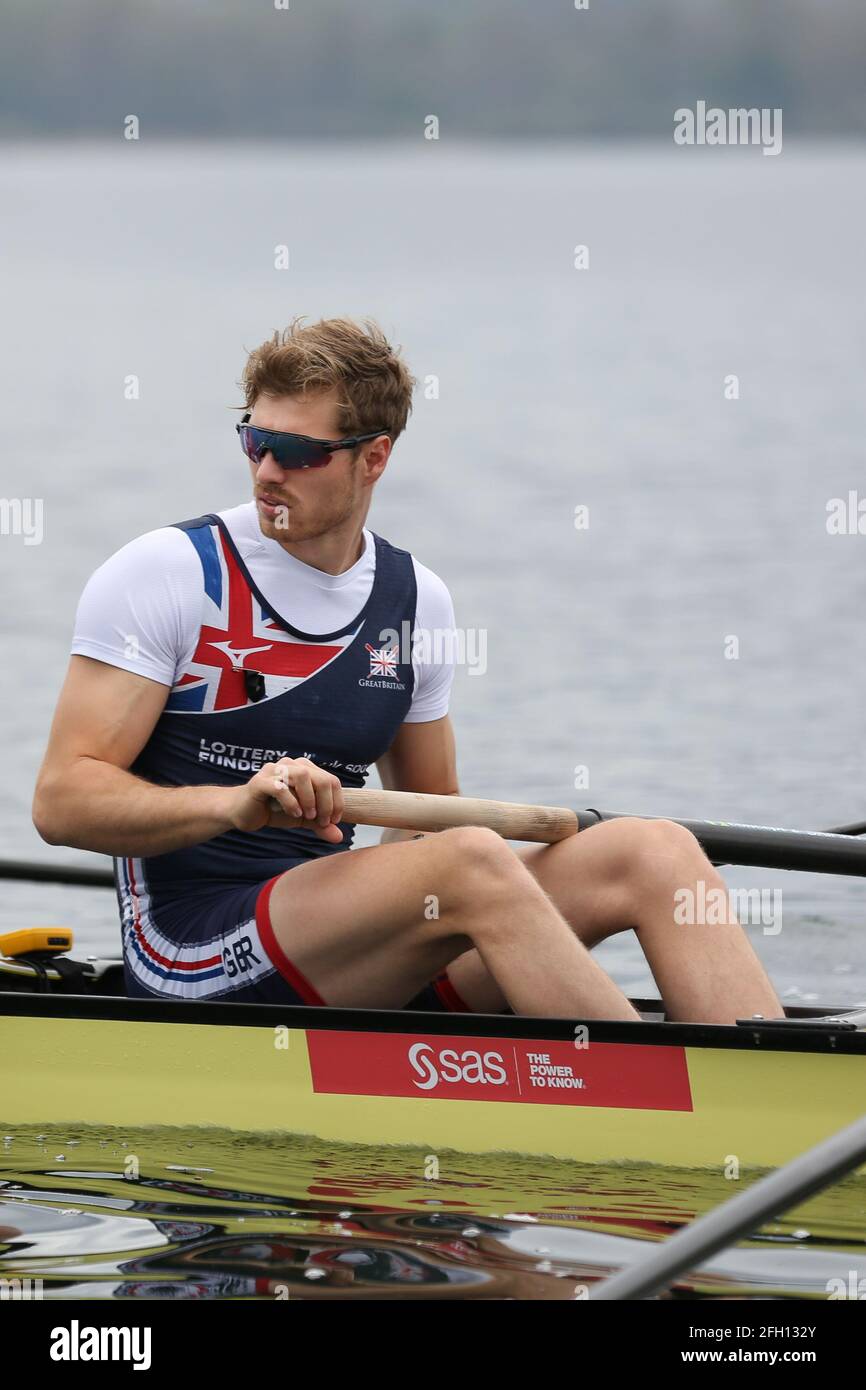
[266,825,640,1020]
[446,818,782,1025]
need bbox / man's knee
[444,824,516,860]
[427,826,534,905]
[614,817,707,890]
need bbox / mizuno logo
[208,640,273,671]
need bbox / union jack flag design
[364,642,399,678]
[166,523,361,713]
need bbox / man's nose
[255,452,287,484]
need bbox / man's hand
[229,757,345,844]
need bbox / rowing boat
[4,795,866,1176]
[2,952,865,1172]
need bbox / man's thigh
[423,844,549,1015]
[266,837,471,1009]
[270,826,633,1014]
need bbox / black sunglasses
[237,415,388,470]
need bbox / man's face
[246,389,370,543]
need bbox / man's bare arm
[376,715,459,843]
[32,656,242,855]
[32,656,344,856]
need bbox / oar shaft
[825,819,866,837]
[3,797,865,886]
[591,1113,866,1300]
[340,791,866,875]
[0,858,115,888]
[600,812,866,876]
[341,788,581,843]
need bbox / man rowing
[33,317,781,1023]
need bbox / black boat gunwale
[2,989,866,1056]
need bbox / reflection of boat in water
[1,1127,863,1299]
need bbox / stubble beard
[256,466,360,545]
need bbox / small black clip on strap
[244,670,266,703]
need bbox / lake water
[1,139,865,1005]
[2,1126,865,1300]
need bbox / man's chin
[255,498,294,538]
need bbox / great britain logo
[359,642,405,691]
[364,642,398,677]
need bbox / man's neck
[269,517,367,576]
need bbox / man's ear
[362,443,390,484]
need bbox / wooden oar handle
[340,788,580,843]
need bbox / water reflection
[1,1127,864,1299]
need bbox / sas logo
[408,1041,508,1090]
[307,1029,694,1111]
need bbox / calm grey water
[1,141,864,1003]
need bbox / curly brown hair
[240,317,415,442]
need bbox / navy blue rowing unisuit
[115,513,468,1011]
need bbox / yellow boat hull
[4,997,866,1171]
